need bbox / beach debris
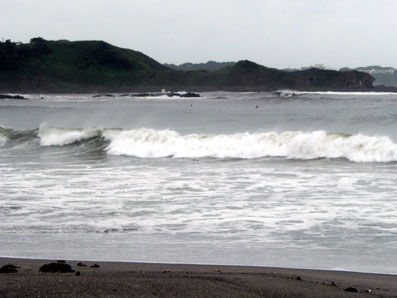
[75,271,81,276]
[364,289,372,293]
[90,264,100,268]
[331,281,336,286]
[0,264,19,273]
[77,262,87,267]
[296,276,301,281]
[344,287,358,292]
[214,269,222,273]
[39,263,75,273]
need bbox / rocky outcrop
[0,94,25,99]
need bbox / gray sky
[1,0,396,69]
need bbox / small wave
[38,124,102,146]
[0,125,37,144]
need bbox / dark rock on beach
[39,262,75,273]
[0,264,19,273]
[345,287,359,292]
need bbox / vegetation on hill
[164,61,235,72]
[0,38,375,93]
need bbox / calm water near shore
[0,91,396,274]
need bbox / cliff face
[0,38,374,92]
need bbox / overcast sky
[1,0,396,69]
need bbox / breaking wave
[3,125,397,163]
[38,124,102,146]
[276,89,397,98]
[103,129,397,162]
[0,133,7,147]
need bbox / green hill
[0,38,168,92]
[0,38,375,93]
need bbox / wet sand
[0,258,396,297]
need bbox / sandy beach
[0,258,396,297]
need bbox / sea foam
[0,133,7,147]
[276,89,397,97]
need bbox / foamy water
[0,92,397,273]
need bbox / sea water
[0,91,396,274]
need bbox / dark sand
[0,258,396,297]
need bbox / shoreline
[1,257,396,297]
[1,85,397,95]
[3,88,397,99]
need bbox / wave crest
[7,125,397,162]
[38,124,102,146]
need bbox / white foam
[276,89,397,97]
[0,133,7,147]
[38,124,101,146]
[104,128,397,162]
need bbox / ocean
[0,91,396,274]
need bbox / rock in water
[0,94,25,100]
[39,263,75,273]
[92,94,115,98]
[179,92,200,98]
